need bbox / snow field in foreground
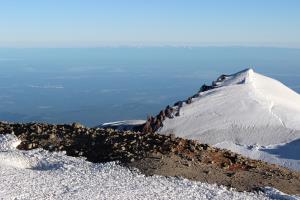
[0,134,299,200]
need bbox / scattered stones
[1,121,300,195]
[36,126,42,134]
[72,122,84,129]
[0,121,251,167]
[170,134,176,141]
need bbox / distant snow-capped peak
[158,68,300,146]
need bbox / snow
[100,120,146,127]
[158,68,300,171]
[215,141,300,172]
[263,187,300,200]
[0,134,298,200]
[97,120,146,130]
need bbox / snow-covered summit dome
[159,68,300,146]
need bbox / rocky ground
[0,121,300,195]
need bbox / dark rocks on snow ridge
[141,109,168,133]
[140,75,227,133]
[174,101,183,107]
[141,82,217,133]
[199,84,214,92]
[142,120,153,133]
[186,97,192,104]
[165,105,174,118]
[158,110,166,120]
[217,74,227,82]
[141,76,225,134]
[140,72,243,134]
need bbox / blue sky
[0,0,300,47]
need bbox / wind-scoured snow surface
[159,69,300,171]
[1,134,298,200]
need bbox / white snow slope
[0,134,299,200]
[158,69,300,171]
[98,120,146,130]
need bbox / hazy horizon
[1,45,300,49]
[1,0,300,48]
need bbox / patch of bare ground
[129,152,300,194]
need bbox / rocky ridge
[142,74,228,133]
[0,121,300,194]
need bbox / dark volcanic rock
[186,97,192,104]
[1,121,300,195]
[199,84,214,92]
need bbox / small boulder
[72,122,84,129]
